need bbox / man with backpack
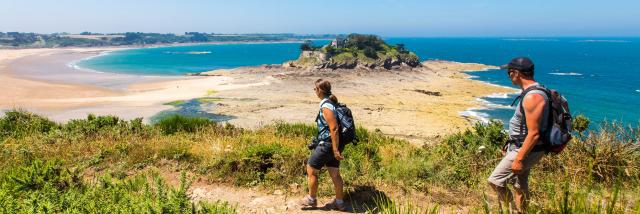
[488,57,572,213]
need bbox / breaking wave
[549,72,583,76]
[163,51,212,55]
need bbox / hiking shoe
[326,199,346,211]
[298,196,317,207]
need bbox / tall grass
[0,159,236,213]
[0,110,638,212]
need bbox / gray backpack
[513,85,573,153]
[317,100,358,145]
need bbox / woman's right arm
[322,108,343,160]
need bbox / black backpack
[317,100,358,145]
[513,85,573,153]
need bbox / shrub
[0,110,58,140]
[154,114,216,135]
[572,114,590,137]
[540,121,640,185]
[425,120,507,188]
[0,162,237,213]
[54,114,150,142]
[3,159,81,192]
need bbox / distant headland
[0,32,339,48]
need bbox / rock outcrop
[285,34,421,70]
[285,50,421,70]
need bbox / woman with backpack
[299,79,346,211]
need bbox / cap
[500,57,534,73]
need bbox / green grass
[164,100,187,107]
[0,159,236,213]
[153,114,217,135]
[205,90,218,96]
[0,110,638,212]
[197,97,224,103]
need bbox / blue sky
[1,0,639,37]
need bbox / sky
[1,0,639,37]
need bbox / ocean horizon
[76,37,640,127]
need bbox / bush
[154,114,216,135]
[425,120,507,188]
[0,110,58,140]
[573,114,590,135]
[3,159,81,192]
[63,114,145,137]
[540,121,640,185]
[0,162,237,213]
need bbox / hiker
[488,57,549,212]
[300,79,346,211]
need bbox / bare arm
[322,108,343,160]
[512,93,546,173]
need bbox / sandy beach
[0,47,515,143]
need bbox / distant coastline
[0,32,338,49]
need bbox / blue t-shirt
[316,98,337,141]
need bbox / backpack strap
[316,99,340,140]
[511,85,554,149]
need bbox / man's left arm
[512,93,546,174]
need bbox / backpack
[513,85,573,154]
[317,100,359,145]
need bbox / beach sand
[0,48,516,143]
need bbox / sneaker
[298,196,317,207]
[327,198,346,211]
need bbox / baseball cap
[500,57,534,73]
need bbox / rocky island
[284,34,421,70]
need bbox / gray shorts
[307,141,344,170]
[487,149,544,190]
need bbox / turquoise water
[385,38,640,126]
[79,38,640,125]
[77,41,328,75]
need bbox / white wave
[164,51,212,55]
[476,98,514,109]
[577,39,629,43]
[549,72,583,76]
[67,49,118,73]
[482,82,519,91]
[460,109,490,124]
[67,62,106,74]
[485,93,510,98]
[187,51,211,54]
[503,38,559,42]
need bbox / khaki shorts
[487,150,544,190]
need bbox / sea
[76,38,640,127]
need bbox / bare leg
[514,187,529,213]
[327,167,344,200]
[306,164,319,198]
[489,183,514,211]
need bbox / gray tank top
[508,83,550,146]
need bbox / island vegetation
[287,34,421,70]
[0,110,638,213]
[0,32,338,48]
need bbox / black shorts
[307,142,344,170]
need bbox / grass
[205,89,218,96]
[197,97,224,103]
[0,110,638,212]
[164,100,187,107]
[0,159,236,213]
